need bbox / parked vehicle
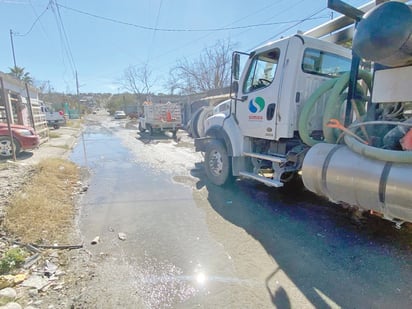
[0,123,40,158]
[195,0,412,226]
[40,104,66,129]
[41,105,66,129]
[139,102,182,136]
[114,110,126,119]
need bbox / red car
[0,123,40,158]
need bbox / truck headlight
[16,129,33,136]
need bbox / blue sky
[0,0,366,94]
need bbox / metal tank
[301,143,412,223]
[352,1,412,67]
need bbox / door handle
[241,95,248,101]
[266,103,276,120]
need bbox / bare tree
[170,39,236,94]
[121,64,154,98]
[120,64,155,113]
[164,71,181,96]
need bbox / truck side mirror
[232,53,240,81]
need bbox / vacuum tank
[352,1,412,67]
[301,143,412,223]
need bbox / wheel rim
[208,149,223,176]
[0,140,13,157]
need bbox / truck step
[239,171,284,188]
[243,152,287,163]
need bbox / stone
[91,236,100,245]
[21,275,49,290]
[0,302,22,309]
[118,233,127,241]
[44,261,58,277]
[0,287,16,305]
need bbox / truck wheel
[204,139,232,186]
[0,137,21,159]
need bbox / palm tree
[8,65,33,84]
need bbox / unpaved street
[69,113,412,308]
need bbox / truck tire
[204,139,233,186]
[0,137,21,159]
[190,108,203,138]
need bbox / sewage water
[69,126,235,308]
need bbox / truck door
[236,40,288,140]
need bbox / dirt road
[67,113,411,308]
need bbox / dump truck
[195,0,412,227]
[139,102,182,136]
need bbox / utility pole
[76,71,88,167]
[9,29,17,69]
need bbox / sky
[0,0,368,94]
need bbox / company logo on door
[248,97,265,120]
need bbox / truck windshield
[243,49,280,93]
[302,48,351,77]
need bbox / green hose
[322,71,371,143]
[299,70,412,163]
[298,71,371,146]
[298,78,337,146]
[344,134,412,163]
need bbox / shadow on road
[266,268,291,309]
[136,131,180,144]
[191,162,412,308]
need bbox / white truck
[195,0,412,226]
[40,104,66,129]
[139,102,182,136]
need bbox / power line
[55,1,77,73]
[251,7,328,50]
[49,0,77,91]
[56,2,327,32]
[147,0,325,72]
[28,0,53,39]
[13,3,50,36]
[146,0,164,63]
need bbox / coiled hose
[344,123,412,163]
[298,71,412,163]
[298,71,371,146]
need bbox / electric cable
[251,7,327,50]
[13,3,50,37]
[56,2,327,32]
[55,1,77,72]
[49,0,77,91]
[146,0,164,64]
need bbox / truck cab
[234,35,351,141]
[196,35,352,187]
[195,0,412,226]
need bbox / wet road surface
[70,117,412,308]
